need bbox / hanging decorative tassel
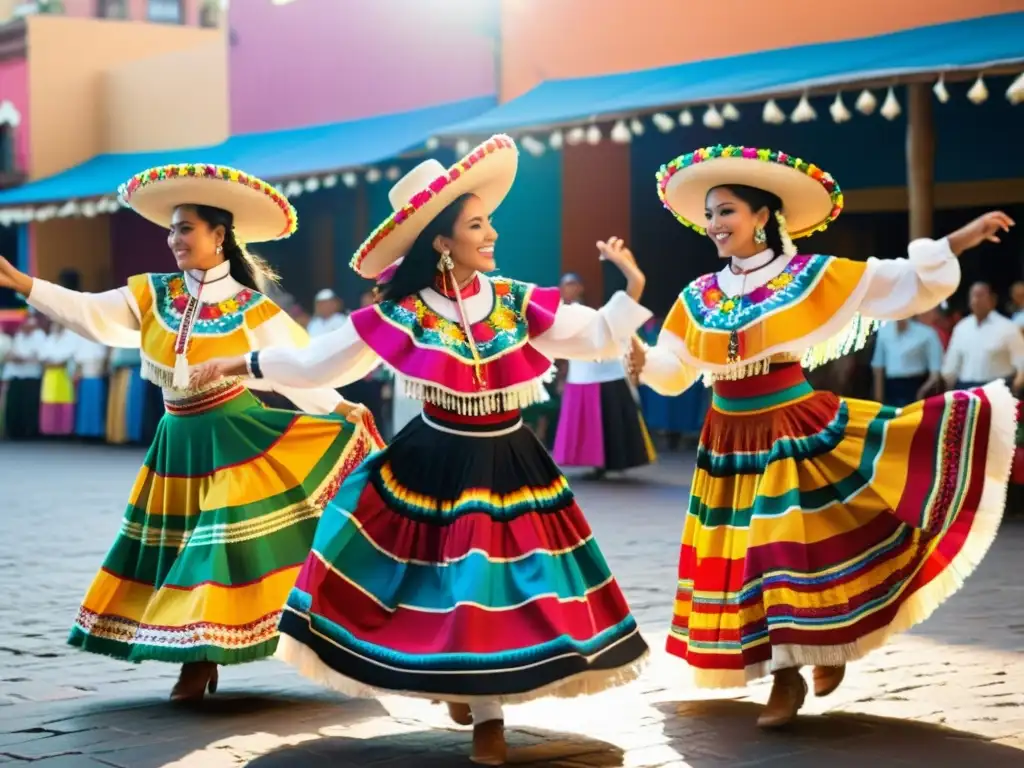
[880,87,902,120]
[566,126,586,145]
[790,94,817,123]
[1007,72,1024,105]
[549,129,564,149]
[968,75,989,105]
[652,112,675,132]
[585,124,602,145]
[702,104,725,128]
[678,108,694,126]
[629,117,645,135]
[721,102,741,121]
[855,89,877,115]
[611,120,632,143]
[933,74,950,104]
[172,353,190,390]
[762,99,786,124]
[829,92,852,123]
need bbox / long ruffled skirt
[277,404,649,704]
[668,363,1014,688]
[68,382,384,664]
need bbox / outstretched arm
[0,255,141,347]
[859,212,1014,321]
[626,330,700,397]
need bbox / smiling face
[704,186,770,259]
[168,205,226,272]
[433,194,497,274]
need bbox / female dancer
[626,144,1016,727]
[193,135,652,765]
[0,163,383,701]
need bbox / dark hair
[186,204,279,293]
[708,184,785,257]
[377,193,475,303]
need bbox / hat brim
[352,135,518,279]
[119,165,297,244]
[657,147,843,239]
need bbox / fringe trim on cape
[402,377,551,416]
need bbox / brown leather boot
[813,664,846,697]
[470,719,507,765]
[756,669,807,728]
[169,662,218,703]
[447,701,473,726]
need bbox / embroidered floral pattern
[119,164,297,240]
[683,254,827,331]
[153,273,263,335]
[378,278,530,362]
[351,135,516,276]
[656,145,844,238]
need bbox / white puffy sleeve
[27,279,141,348]
[638,326,700,396]
[530,291,653,361]
[857,238,960,321]
[253,317,382,392]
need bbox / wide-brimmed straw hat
[118,163,298,243]
[351,135,518,279]
[656,145,844,239]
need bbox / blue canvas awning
[0,96,495,206]
[439,12,1024,136]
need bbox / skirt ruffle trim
[274,633,649,706]
[67,625,280,666]
[686,380,1016,690]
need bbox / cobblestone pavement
[1,442,1023,767]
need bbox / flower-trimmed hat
[656,145,843,239]
[351,134,518,279]
[118,164,298,244]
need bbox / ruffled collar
[184,259,243,303]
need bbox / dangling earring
[216,245,223,255]
[437,250,454,271]
[753,226,767,246]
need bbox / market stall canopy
[437,12,1024,137]
[0,96,494,210]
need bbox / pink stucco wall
[228,0,497,134]
[0,57,28,173]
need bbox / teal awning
[438,13,1024,136]
[0,96,495,206]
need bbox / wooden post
[906,82,935,240]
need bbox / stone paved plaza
[1,442,1023,767]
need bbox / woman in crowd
[193,136,652,765]
[39,321,77,437]
[2,311,46,440]
[0,163,383,702]
[627,143,1016,728]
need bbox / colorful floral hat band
[119,163,298,240]
[351,135,516,276]
[656,145,844,238]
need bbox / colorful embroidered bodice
[664,255,877,379]
[350,277,561,413]
[128,272,281,387]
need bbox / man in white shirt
[871,317,944,406]
[306,289,348,338]
[942,282,1024,392]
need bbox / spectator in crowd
[306,288,348,337]
[73,336,109,440]
[1008,281,1024,325]
[3,312,46,440]
[871,316,944,406]
[942,281,1024,392]
[39,322,77,437]
[106,346,144,445]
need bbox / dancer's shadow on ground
[246,723,624,767]
[653,699,1024,767]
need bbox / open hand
[0,254,32,295]
[625,336,647,382]
[950,211,1015,255]
[190,356,243,390]
[597,237,637,272]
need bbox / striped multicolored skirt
[669,363,1014,689]
[68,381,384,665]
[277,403,649,703]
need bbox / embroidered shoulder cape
[664,254,878,381]
[350,277,561,413]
